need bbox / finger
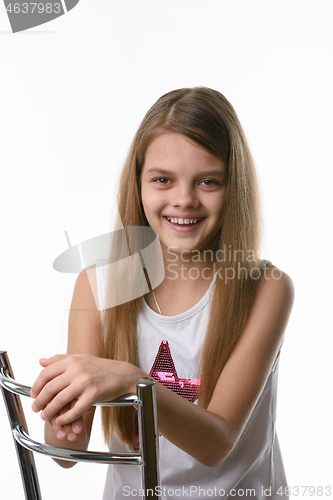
[64,418,83,441]
[52,402,84,441]
[32,372,70,414]
[39,354,67,368]
[64,425,77,441]
[52,416,67,440]
[69,399,84,435]
[56,393,94,426]
[51,404,71,440]
[65,401,84,441]
[31,362,67,400]
[41,383,84,421]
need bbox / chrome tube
[13,425,142,465]
[0,350,42,500]
[0,366,32,397]
[137,378,160,499]
[0,351,160,500]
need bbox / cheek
[141,186,151,211]
[216,189,227,213]
[141,192,162,224]
[143,188,163,210]
[207,194,227,227]
[208,194,225,214]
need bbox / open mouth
[163,216,205,226]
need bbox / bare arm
[32,265,294,467]
[155,267,295,466]
[34,268,101,468]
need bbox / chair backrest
[0,351,160,500]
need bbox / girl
[31,87,294,499]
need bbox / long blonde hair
[100,87,263,446]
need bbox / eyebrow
[146,168,226,177]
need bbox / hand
[49,400,91,442]
[30,354,145,425]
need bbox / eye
[200,179,218,186]
[154,178,170,184]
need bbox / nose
[170,184,200,209]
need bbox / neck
[144,248,216,316]
[161,247,216,292]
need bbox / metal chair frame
[0,350,160,499]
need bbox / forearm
[155,382,235,467]
[32,355,234,467]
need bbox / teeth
[166,217,200,225]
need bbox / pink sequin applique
[149,340,200,403]
[133,340,201,449]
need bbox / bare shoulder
[259,263,295,313]
[235,263,295,354]
[70,265,98,311]
[68,265,101,355]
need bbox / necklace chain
[152,289,162,315]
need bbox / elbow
[196,414,237,467]
[196,437,235,468]
[53,458,78,469]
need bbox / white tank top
[96,263,288,500]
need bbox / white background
[0,1,332,499]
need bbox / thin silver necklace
[152,289,162,315]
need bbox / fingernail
[68,433,76,441]
[40,412,48,421]
[30,390,37,398]
[56,419,63,425]
[57,430,66,439]
[73,425,81,433]
[31,403,39,412]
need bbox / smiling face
[140,132,227,260]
